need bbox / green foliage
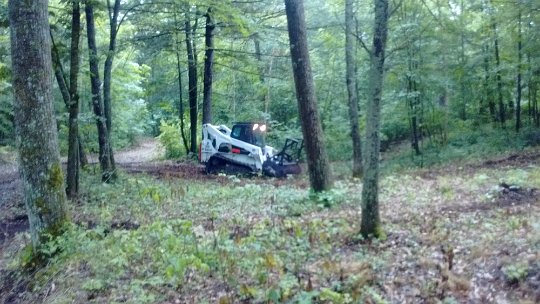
[383,123,540,171]
[0,30,12,145]
[157,119,185,158]
[4,155,539,302]
[502,262,529,284]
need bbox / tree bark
[458,0,467,121]
[284,0,332,192]
[516,6,522,132]
[174,11,189,153]
[202,7,215,125]
[9,0,69,250]
[103,0,120,172]
[85,2,115,182]
[361,0,388,239]
[482,42,495,119]
[185,11,198,154]
[104,0,120,134]
[491,7,505,127]
[50,12,85,196]
[345,0,363,178]
[65,0,82,198]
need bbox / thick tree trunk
[284,0,332,192]
[185,12,198,154]
[202,7,215,125]
[9,0,69,250]
[86,2,115,182]
[345,0,363,178]
[361,0,388,239]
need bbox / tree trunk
[85,2,115,182]
[407,76,421,155]
[78,135,88,168]
[482,43,495,119]
[345,0,363,178]
[104,0,120,134]
[9,0,69,250]
[516,6,522,132]
[103,0,120,172]
[49,1,81,199]
[185,11,198,154]
[491,11,505,126]
[361,0,388,239]
[202,7,215,125]
[458,0,467,121]
[173,10,189,153]
[66,0,81,198]
[284,0,332,192]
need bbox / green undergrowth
[4,153,540,303]
[381,125,540,172]
[0,145,16,165]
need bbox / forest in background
[0,0,539,162]
[1,0,540,303]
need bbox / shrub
[157,119,185,159]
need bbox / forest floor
[0,140,539,303]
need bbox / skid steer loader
[200,122,303,177]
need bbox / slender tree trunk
[103,0,120,133]
[66,0,81,198]
[284,0,332,192]
[345,0,363,178]
[49,2,81,199]
[175,46,189,153]
[103,0,120,174]
[185,11,198,154]
[202,7,215,125]
[491,12,505,126]
[408,78,421,155]
[483,43,495,119]
[86,2,114,182]
[253,34,269,114]
[50,35,71,104]
[361,0,388,239]
[516,7,522,132]
[173,10,189,153]
[405,41,421,156]
[9,0,69,250]
[78,136,88,167]
[458,0,467,121]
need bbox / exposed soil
[0,139,165,248]
[415,150,540,181]
[0,139,306,248]
[480,151,540,168]
[0,215,28,245]
[1,140,539,303]
[0,140,536,245]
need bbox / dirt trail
[0,139,170,246]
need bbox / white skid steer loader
[199,122,303,177]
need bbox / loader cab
[231,122,266,148]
